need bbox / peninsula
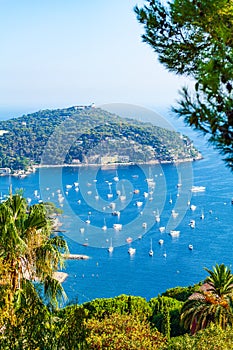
[0,105,201,172]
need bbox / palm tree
[181,264,233,333]
[0,193,68,322]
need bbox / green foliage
[44,201,63,216]
[0,193,68,327]
[135,0,233,169]
[149,295,185,337]
[83,294,152,321]
[84,313,167,350]
[55,304,88,350]
[167,324,233,350]
[162,284,201,301]
[0,106,199,170]
[0,280,54,350]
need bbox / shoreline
[1,154,203,177]
[33,155,203,169]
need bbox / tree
[168,323,233,350]
[0,193,68,327]
[135,0,233,169]
[180,264,233,333]
[84,313,167,350]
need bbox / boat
[169,194,173,204]
[107,182,113,199]
[189,219,196,228]
[171,209,179,218]
[113,223,122,231]
[136,201,143,207]
[169,230,180,238]
[200,210,205,219]
[142,222,147,229]
[143,192,148,198]
[119,184,126,201]
[80,227,85,234]
[191,186,206,192]
[128,247,136,256]
[102,219,107,231]
[66,184,72,189]
[133,189,140,194]
[155,209,160,223]
[109,202,116,210]
[188,244,193,250]
[126,237,133,243]
[108,239,114,253]
[158,239,164,245]
[149,239,154,256]
[112,210,120,217]
[177,172,182,188]
[113,171,119,182]
[159,226,166,233]
[85,217,91,224]
[190,204,197,211]
[119,194,126,201]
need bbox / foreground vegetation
[1,194,233,348]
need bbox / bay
[0,111,232,305]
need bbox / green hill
[0,105,201,171]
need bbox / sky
[0,0,191,116]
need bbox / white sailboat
[155,209,160,223]
[108,238,114,253]
[102,218,107,231]
[119,184,126,201]
[113,171,119,182]
[149,239,154,256]
[107,182,113,199]
[200,209,205,219]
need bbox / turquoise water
[0,140,232,304]
[0,109,232,304]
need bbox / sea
[0,107,232,305]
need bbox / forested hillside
[0,105,200,170]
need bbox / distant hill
[0,105,201,171]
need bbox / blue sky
[0,0,190,114]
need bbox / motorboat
[189,219,195,228]
[109,202,116,210]
[126,237,133,243]
[169,230,180,238]
[171,210,179,218]
[112,210,120,217]
[188,244,193,250]
[159,226,166,233]
[190,204,197,211]
[128,247,136,255]
[158,239,164,245]
[155,210,160,223]
[142,222,147,229]
[136,201,143,207]
[113,223,122,231]
[191,186,206,192]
